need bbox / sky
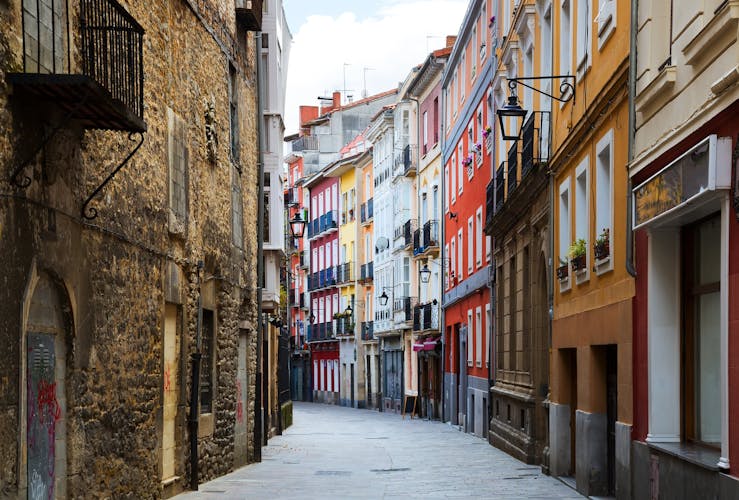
[281,0,469,136]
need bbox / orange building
[548,0,634,496]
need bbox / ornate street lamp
[289,213,306,238]
[497,94,528,141]
[497,75,576,141]
[419,263,431,284]
[378,291,389,306]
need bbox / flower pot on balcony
[594,241,609,261]
[570,254,586,273]
[557,264,569,281]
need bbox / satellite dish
[375,237,389,253]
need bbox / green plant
[567,238,587,260]
[595,228,609,247]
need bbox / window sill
[647,441,722,472]
[558,276,571,293]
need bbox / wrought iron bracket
[81,132,145,220]
[506,75,576,103]
[9,93,90,188]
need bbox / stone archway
[24,273,69,500]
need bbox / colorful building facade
[630,0,739,497]
[441,0,494,437]
[485,0,552,465]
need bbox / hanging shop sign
[633,135,732,229]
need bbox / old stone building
[0,0,262,497]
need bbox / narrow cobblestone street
[178,402,582,499]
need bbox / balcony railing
[319,211,338,233]
[412,228,423,256]
[360,261,374,281]
[360,198,374,224]
[337,262,353,284]
[495,163,505,214]
[307,272,319,291]
[422,220,439,250]
[307,219,320,239]
[284,188,299,207]
[361,321,374,341]
[413,301,440,332]
[235,0,264,31]
[290,135,319,152]
[521,111,551,179]
[335,318,354,336]
[507,141,518,195]
[299,251,309,269]
[398,219,415,249]
[393,296,416,322]
[393,144,417,177]
[9,0,146,132]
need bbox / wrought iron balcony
[360,261,374,282]
[290,134,319,152]
[507,141,518,195]
[8,0,145,132]
[235,0,264,31]
[521,111,551,178]
[412,228,423,256]
[319,211,338,234]
[394,144,417,177]
[412,301,440,331]
[422,220,439,253]
[284,188,299,207]
[336,262,353,284]
[361,321,374,341]
[335,318,354,337]
[495,163,505,213]
[393,296,416,322]
[361,198,374,224]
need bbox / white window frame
[595,129,614,275]
[475,306,483,367]
[595,0,616,49]
[450,239,456,285]
[467,309,474,367]
[468,216,474,275]
[485,303,491,367]
[476,207,483,267]
[576,0,592,75]
[558,178,571,293]
[575,157,590,284]
[458,229,464,282]
[559,0,572,78]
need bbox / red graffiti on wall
[236,379,244,424]
[37,380,61,426]
[164,365,171,392]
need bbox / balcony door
[23,0,67,73]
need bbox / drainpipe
[626,0,638,277]
[188,260,204,490]
[254,30,265,462]
[439,84,447,423]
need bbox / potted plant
[462,155,473,167]
[594,228,610,260]
[568,238,587,272]
[557,258,569,281]
[482,126,492,138]
[488,15,496,27]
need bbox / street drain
[371,467,411,473]
[315,470,352,476]
[365,436,389,440]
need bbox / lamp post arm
[507,75,576,103]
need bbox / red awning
[413,337,440,351]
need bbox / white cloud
[284,0,468,135]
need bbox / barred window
[168,109,188,225]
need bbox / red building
[441,0,494,437]
[304,173,341,404]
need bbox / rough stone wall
[0,0,259,497]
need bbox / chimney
[333,91,341,109]
[446,35,457,48]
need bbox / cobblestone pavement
[177,402,583,499]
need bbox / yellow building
[326,143,365,408]
[548,0,634,496]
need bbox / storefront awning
[413,337,440,351]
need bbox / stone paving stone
[177,402,583,500]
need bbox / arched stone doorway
[24,273,69,499]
